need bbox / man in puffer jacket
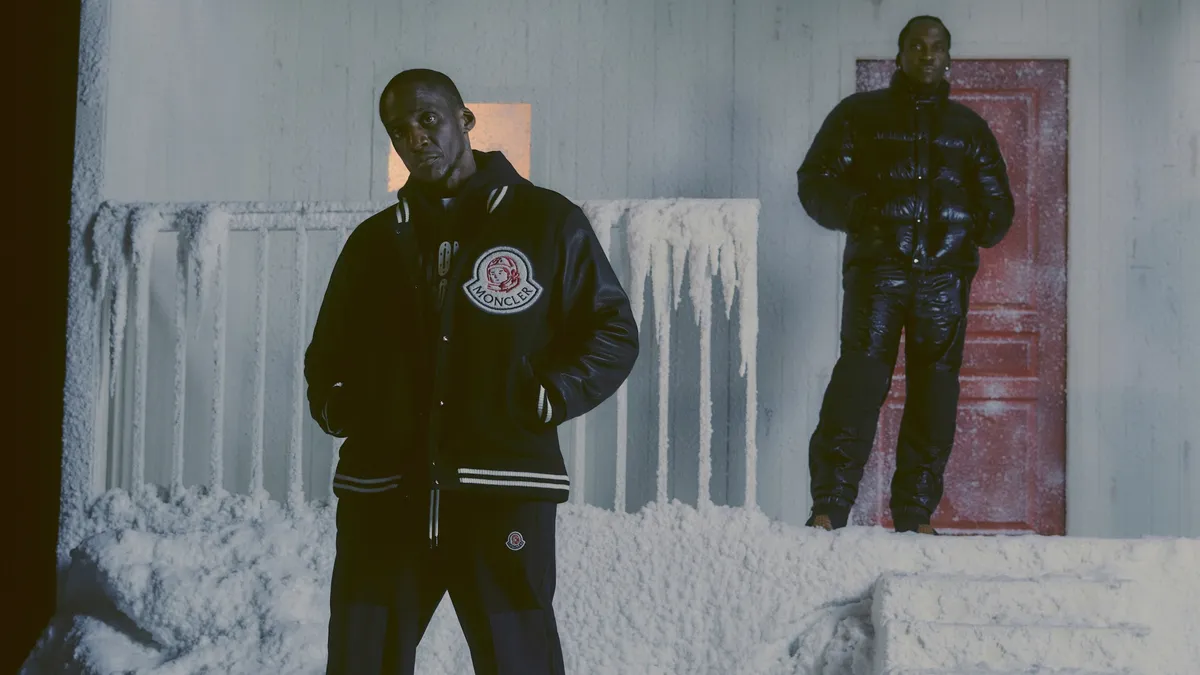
[306,68,639,674]
[796,16,1014,534]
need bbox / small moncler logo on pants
[506,531,526,551]
[463,246,542,314]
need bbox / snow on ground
[22,487,1200,675]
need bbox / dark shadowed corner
[6,1,80,671]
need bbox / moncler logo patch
[506,531,526,551]
[463,246,543,314]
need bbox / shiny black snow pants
[808,266,972,530]
[325,490,564,675]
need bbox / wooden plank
[1057,1,1105,536]
[576,0,606,198]
[1139,0,1185,535]
[598,0,631,199]
[1097,0,1137,536]
[703,0,735,509]
[621,0,659,511]
[705,0,734,198]
[1019,0,1051,49]
[625,0,656,200]
[765,0,843,526]
[547,0,580,197]
[652,0,683,198]
[1046,0,1091,45]
[344,0,376,202]
[1183,60,1200,537]
[1114,0,1186,536]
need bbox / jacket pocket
[331,471,403,499]
[331,469,410,562]
[330,441,404,499]
[505,355,553,434]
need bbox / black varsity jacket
[304,151,639,508]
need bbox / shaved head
[380,69,464,118]
[378,68,476,190]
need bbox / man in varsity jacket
[305,68,639,674]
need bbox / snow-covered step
[875,620,1151,674]
[873,572,1146,628]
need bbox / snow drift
[23,488,1200,675]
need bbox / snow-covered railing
[61,198,758,559]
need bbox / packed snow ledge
[24,489,1200,675]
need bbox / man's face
[380,84,474,184]
[898,20,951,88]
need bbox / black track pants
[325,490,564,674]
[808,267,971,527]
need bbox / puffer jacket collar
[889,68,951,106]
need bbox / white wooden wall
[90,0,1200,537]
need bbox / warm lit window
[387,103,532,191]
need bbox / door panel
[849,60,1068,535]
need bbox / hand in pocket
[507,356,556,431]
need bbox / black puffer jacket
[304,151,639,504]
[797,70,1014,272]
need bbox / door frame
[838,41,1102,536]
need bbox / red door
[849,60,1069,535]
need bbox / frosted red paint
[850,60,1069,535]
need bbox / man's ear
[461,107,476,133]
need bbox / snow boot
[805,504,850,531]
[894,518,939,535]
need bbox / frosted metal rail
[62,198,758,560]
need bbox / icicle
[732,202,761,509]
[615,383,628,512]
[249,228,269,498]
[179,206,231,314]
[627,206,652,325]
[628,202,676,504]
[650,237,672,504]
[89,202,129,397]
[624,204,659,507]
[687,236,714,508]
[670,218,688,311]
[595,209,627,513]
[209,218,228,492]
[580,200,625,258]
[127,207,162,493]
[170,216,189,495]
[718,225,739,319]
[571,416,587,505]
[288,223,309,508]
[173,206,232,491]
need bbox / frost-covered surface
[65,198,759,558]
[60,0,113,569]
[621,199,760,507]
[25,488,1200,675]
